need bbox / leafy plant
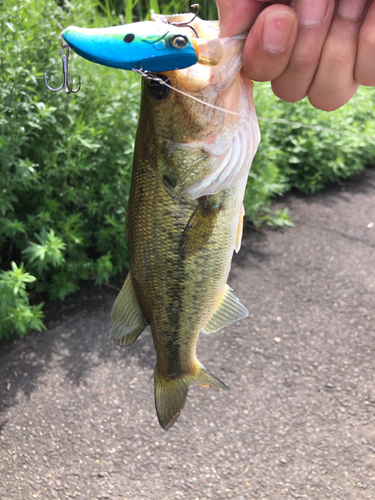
[244,82,375,219]
[257,207,294,228]
[0,0,139,338]
[0,263,45,339]
[256,83,375,191]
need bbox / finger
[307,0,369,111]
[242,5,299,82]
[217,0,265,37]
[271,0,335,103]
[355,0,375,86]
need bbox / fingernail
[338,0,368,20]
[295,0,328,27]
[262,12,296,53]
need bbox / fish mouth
[61,22,199,73]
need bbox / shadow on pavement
[0,280,156,421]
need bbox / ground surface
[0,168,374,500]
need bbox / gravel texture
[0,168,374,500]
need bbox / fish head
[139,15,260,198]
[61,21,199,72]
[140,15,245,139]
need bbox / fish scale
[127,146,239,366]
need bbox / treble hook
[169,4,200,38]
[45,33,81,94]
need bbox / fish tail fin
[154,369,189,431]
[154,362,228,431]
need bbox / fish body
[109,15,260,429]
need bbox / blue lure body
[61,21,199,73]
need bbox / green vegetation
[1,0,374,340]
[108,0,217,23]
[1,0,139,338]
[244,83,375,220]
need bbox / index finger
[217,0,267,37]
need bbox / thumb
[242,5,298,82]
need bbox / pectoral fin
[195,38,223,66]
[108,272,147,346]
[179,196,221,259]
[202,284,248,334]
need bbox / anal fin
[108,272,147,346]
[194,362,229,390]
[202,284,248,334]
[235,204,244,253]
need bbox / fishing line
[132,67,241,116]
[157,80,375,143]
[133,68,375,143]
[159,79,241,116]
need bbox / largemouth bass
[108,15,260,430]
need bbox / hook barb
[45,34,81,94]
[168,3,200,38]
[68,71,81,94]
[45,70,64,92]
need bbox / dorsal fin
[202,284,248,334]
[108,272,147,346]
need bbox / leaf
[77,137,101,149]
[5,22,15,32]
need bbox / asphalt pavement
[0,167,374,500]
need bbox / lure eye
[172,36,187,49]
[148,76,171,101]
[124,33,135,43]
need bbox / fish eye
[124,33,135,43]
[148,76,172,101]
[172,36,187,49]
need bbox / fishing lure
[45,5,238,117]
[61,21,198,72]
[45,5,202,94]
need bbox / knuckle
[308,84,357,112]
[272,86,304,104]
[289,51,318,71]
[324,44,351,69]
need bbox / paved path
[1,168,374,500]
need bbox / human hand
[216,0,375,111]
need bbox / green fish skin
[109,15,260,430]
